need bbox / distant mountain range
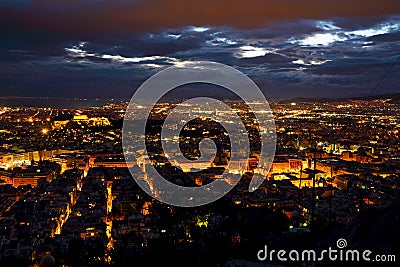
[0,93,399,108]
[276,93,400,104]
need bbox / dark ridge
[276,93,400,104]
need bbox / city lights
[0,98,398,266]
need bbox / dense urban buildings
[0,95,399,266]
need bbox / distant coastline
[0,97,128,108]
[0,93,399,108]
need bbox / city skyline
[0,96,399,266]
[0,1,399,266]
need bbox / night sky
[1,0,399,99]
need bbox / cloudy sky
[1,0,399,99]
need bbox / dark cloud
[1,0,400,39]
[0,1,399,99]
